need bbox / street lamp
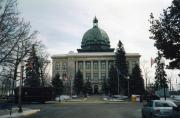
[127,76,130,98]
[160,57,166,100]
[116,67,120,95]
[18,62,24,113]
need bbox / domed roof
[77,17,114,52]
[81,27,110,48]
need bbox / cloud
[18,0,172,59]
[18,0,180,89]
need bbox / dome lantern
[93,16,98,27]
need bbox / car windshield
[155,101,177,107]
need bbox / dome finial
[93,16,98,27]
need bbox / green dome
[78,17,114,52]
[81,27,110,48]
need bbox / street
[20,102,142,118]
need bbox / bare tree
[0,0,37,95]
[0,66,13,96]
[0,0,50,94]
[141,60,152,90]
[35,43,50,86]
[0,0,36,65]
[166,70,174,92]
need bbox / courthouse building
[51,17,140,94]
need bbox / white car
[142,100,180,118]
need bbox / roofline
[51,52,141,59]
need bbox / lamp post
[116,67,120,95]
[127,76,130,97]
[18,62,24,113]
[160,57,166,100]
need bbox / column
[91,61,93,81]
[52,61,55,78]
[74,61,77,78]
[106,60,108,78]
[98,60,101,80]
[75,61,78,74]
[60,61,62,78]
[83,61,86,80]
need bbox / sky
[18,0,172,59]
[17,0,180,89]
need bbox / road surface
[20,102,142,118]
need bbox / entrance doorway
[94,85,99,94]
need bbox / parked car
[142,100,180,118]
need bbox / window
[62,62,67,70]
[93,73,98,80]
[86,61,91,69]
[155,101,176,107]
[101,72,106,80]
[78,61,83,70]
[86,73,91,80]
[101,61,106,69]
[93,61,98,69]
[132,61,137,69]
[108,61,113,69]
[55,63,60,70]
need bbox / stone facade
[51,52,140,93]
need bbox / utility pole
[18,62,24,113]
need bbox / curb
[60,101,131,104]
[1,109,40,118]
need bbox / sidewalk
[0,107,40,118]
[60,95,130,104]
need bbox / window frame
[86,61,91,70]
